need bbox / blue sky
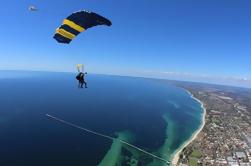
[0,0,250,87]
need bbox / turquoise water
[0,71,203,166]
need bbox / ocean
[0,71,203,166]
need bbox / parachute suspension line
[46,114,170,164]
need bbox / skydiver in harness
[76,72,87,88]
[76,64,87,88]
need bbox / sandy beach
[171,89,206,166]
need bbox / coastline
[171,89,206,165]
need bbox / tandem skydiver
[76,72,87,88]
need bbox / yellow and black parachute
[54,10,112,44]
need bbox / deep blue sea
[0,71,203,166]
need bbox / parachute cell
[53,10,112,44]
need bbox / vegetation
[211,118,220,125]
[188,157,198,166]
[190,150,202,158]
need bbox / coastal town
[172,82,251,166]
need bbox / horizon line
[1,69,250,90]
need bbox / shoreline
[171,89,206,165]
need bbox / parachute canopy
[76,64,84,72]
[53,10,112,44]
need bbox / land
[169,81,251,166]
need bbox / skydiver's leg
[78,80,81,88]
[84,80,87,88]
[80,80,84,88]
